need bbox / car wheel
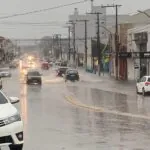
[27,81,30,85]
[142,88,146,96]
[9,144,23,150]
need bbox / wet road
[2,68,150,150]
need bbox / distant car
[9,63,17,69]
[41,62,49,70]
[136,76,150,96]
[26,70,42,85]
[56,67,69,77]
[65,69,79,82]
[0,68,11,77]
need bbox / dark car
[56,67,68,77]
[26,70,42,85]
[65,69,79,82]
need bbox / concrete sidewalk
[78,68,136,95]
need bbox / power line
[0,0,89,20]
[0,21,65,25]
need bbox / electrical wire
[0,0,89,20]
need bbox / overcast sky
[0,0,150,39]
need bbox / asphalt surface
[2,67,150,150]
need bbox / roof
[128,24,150,33]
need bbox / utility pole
[102,4,121,80]
[68,26,71,61]
[88,12,102,76]
[73,22,76,64]
[69,21,76,64]
[76,19,88,69]
[60,35,62,60]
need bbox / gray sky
[0,0,149,39]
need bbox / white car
[0,68,11,78]
[0,92,23,150]
[136,76,150,96]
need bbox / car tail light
[145,82,150,86]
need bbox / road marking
[65,96,150,120]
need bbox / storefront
[127,25,150,80]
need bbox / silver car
[0,68,11,77]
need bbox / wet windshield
[0,68,9,72]
[28,71,40,76]
[67,70,78,74]
[0,92,7,104]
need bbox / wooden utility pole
[102,4,122,80]
[69,21,76,64]
[76,19,88,69]
[68,26,71,61]
[88,12,102,76]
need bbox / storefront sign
[133,52,150,58]
[118,52,132,58]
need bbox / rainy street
[2,68,150,150]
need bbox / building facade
[127,25,150,80]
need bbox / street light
[137,10,150,18]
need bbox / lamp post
[137,10,150,18]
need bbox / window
[140,77,146,82]
[0,92,8,104]
[147,78,150,82]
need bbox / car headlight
[4,113,21,125]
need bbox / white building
[68,6,107,67]
[127,25,150,80]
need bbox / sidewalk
[78,67,136,95]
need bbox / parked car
[65,69,79,82]
[0,68,11,77]
[0,92,23,150]
[56,67,69,77]
[26,70,42,85]
[136,76,150,96]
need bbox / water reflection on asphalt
[66,85,150,149]
[2,69,150,150]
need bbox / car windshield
[0,92,8,104]
[59,68,68,72]
[28,71,40,76]
[148,78,150,82]
[0,68,9,72]
[67,70,78,74]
